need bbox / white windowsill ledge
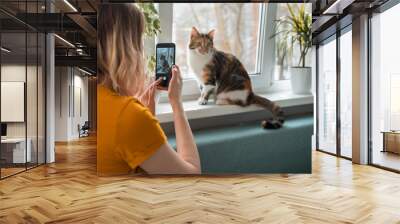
[156,90,313,123]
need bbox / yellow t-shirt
[97,85,167,176]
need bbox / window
[157,3,311,98]
[339,28,352,158]
[390,74,400,130]
[274,4,292,81]
[316,27,352,159]
[370,3,400,171]
[317,36,337,155]
[172,3,262,79]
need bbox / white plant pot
[289,67,311,94]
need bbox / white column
[46,33,55,163]
[45,0,56,163]
[352,14,369,164]
[54,67,73,141]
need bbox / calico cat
[188,27,284,129]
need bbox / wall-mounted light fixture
[1,47,11,53]
[54,34,75,48]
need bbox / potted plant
[136,3,161,73]
[273,4,312,94]
[274,30,288,80]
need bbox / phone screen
[156,44,175,87]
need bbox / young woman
[97,4,201,175]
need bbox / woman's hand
[168,65,183,109]
[139,78,161,115]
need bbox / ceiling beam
[8,13,83,32]
[55,55,96,68]
[322,0,356,15]
[312,15,335,33]
[67,13,97,40]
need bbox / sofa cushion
[167,115,313,174]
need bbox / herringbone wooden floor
[1,136,399,224]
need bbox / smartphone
[155,43,175,87]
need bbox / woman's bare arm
[140,143,200,174]
[140,104,200,174]
[170,102,201,171]
[140,65,201,174]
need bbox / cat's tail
[248,93,285,129]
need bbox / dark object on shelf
[78,121,90,138]
[381,131,400,154]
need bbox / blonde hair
[98,4,146,96]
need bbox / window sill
[156,89,313,124]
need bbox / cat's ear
[208,29,216,40]
[191,27,200,38]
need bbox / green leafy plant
[136,3,161,38]
[274,21,290,67]
[136,3,161,73]
[272,4,312,68]
[147,55,156,73]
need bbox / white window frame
[154,3,286,101]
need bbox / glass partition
[1,30,28,177]
[0,1,46,179]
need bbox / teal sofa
[167,115,313,174]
